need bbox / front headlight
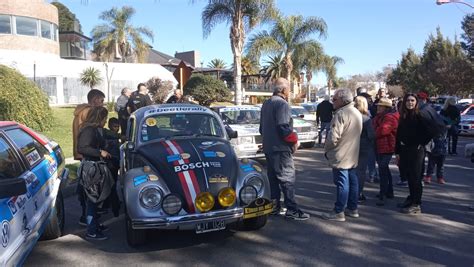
[162,194,182,215]
[246,176,263,194]
[238,136,254,145]
[139,186,162,209]
[239,185,257,205]
[195,192,215,212]
[218,187,236,207]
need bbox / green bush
[184,74,232,106]
[0,65,53,131]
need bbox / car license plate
[195,220,226,234]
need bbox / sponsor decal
[145,106,211,116]
[167,154,182,162]
[199,141,225,150]
[216,151,226,158]
[181,153,191,160]
[7,198,17,215]
[209,161,221,168]
[133,175,148,187]
[25,149,41,166]
[240,164,255,172]
[1,220,10,248]
[208,174,228,183]
[174,162,210,172]
[253,165,262,173]
[148,174,159,181]
[16,196,27,209]
[243,198,273,219]
[221,106,260,112]
[203,151,217,158]
[145,117,157,126]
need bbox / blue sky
[55,0,471,84]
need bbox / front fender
[235,159,271,203]
[122,168,171,219]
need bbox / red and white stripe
[163,140,201,213]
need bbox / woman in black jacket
[440,97,461,155]
[395,94,432,214]
[77,106,111,240]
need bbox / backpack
[78,160,114,203]
[419,104,447,140]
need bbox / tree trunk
[284,53,293,103]
[231,12,244,105]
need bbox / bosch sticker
[174,162,210,172]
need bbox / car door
[3,128,58,258]
[0,133,29,265]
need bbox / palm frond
[202,1,233,39]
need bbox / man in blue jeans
[322,88,362,222]
[316,95,333,146]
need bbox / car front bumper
[459,124,474,134]
[131,207,244,230]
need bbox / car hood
[137,138,238,213]
[229,124,260,136]
[461,115,474,122]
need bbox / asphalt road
[25,137,474,266]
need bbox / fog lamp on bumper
[162,194,182,215]
[218,187,236,207]
[195,192,215,212]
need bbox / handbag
[78,160,114,203]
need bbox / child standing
[424,133,448,184]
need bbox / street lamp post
[436,0,474,8]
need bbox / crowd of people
[71,80,465,239]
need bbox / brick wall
[0,0,58,23]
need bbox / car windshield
[302,105,317,112]
[221,109,261,125]
[292,108,310,115]
[140,113,224,142]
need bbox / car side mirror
[0,178,27,199]
[225,126,238,139]
[299,114,305,118]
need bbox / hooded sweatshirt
[72,104,91,160]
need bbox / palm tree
[80,67,103,89]
[207,58,227,69]
[91,6,154,63]
[202,0,277,105]
[322,55,344,96]
[261,54,284,83]
[246,14,327,90]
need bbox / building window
[0,15,11,34]
[15,16,37,36]
[41,20,51,39]
[52,24,58,41]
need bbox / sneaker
[321,210,345,222]
[401,205,421,214]
[423,176,432,184]
[78,216,87,227]
[344,209,360,218]
[285,209,310,221]
[396,180,408,187]
[97,224,109,232]
[85,232,108,241]
[437,177,446,184]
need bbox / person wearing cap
[370,88,387,117]
[321,88,363,222]
[373,97,399,206]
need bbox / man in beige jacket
[322,88,363,222]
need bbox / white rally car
[212,106,264,159]
[293,118,318,148]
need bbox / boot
[423,176,431,184]
[437,177,446,184]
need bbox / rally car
[120,104,272,247]
[211,105,264,159]
[0,122,68,266]
[293,118,318,148]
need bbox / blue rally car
[120,104,273,247]
[0,122,68,266]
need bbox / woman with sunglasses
[395,93,432,214]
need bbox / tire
[41,190,65,240]
[301,142,315,149]
[126,215,147,247]
[240,215,268,230]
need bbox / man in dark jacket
[316,95,333,145]
[115,87,132,134]
[260,78,310,221]
[166,89,184,103]
[127,83,153,113]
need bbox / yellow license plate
[243,198,273,219]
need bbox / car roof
[0,121,18,128]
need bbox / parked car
[0,122,68,266]
[291,106,317,122]
[301,102,318,116]
[293,118,318,148]
[459,105,474,135]
[212,105,264,159]
[120,104,272,247]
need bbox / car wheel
[126,214,147,247]
[41,190,65,240]
[301,142,315,149]
[240,215,268,230]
